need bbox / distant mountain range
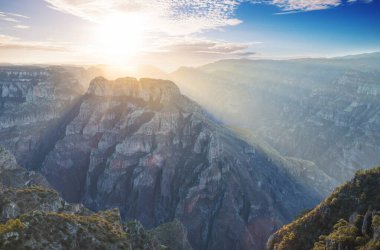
[170,52,380,196]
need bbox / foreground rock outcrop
[0,188,163,250]
[40,76,318,249]
[267,167,380,250]
[0,147,49,189]
[0,147,163,250]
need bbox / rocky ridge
[0,146,164,250]
[40,76,318,250]
[267,166,380,250]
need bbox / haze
[1,0,379,73]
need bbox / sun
[90,14,146,66]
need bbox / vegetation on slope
[0,186,164,250]
[268,167,380,250]
[0,147,167,249]
[149,219,193,250]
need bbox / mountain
[267,166,380,250]
[228,126,337,197]
[38,76,318,250]
[0,65,321,249]
[170,52,380,195]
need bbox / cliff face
[0,146,162,250]
[149,219,193,250]
[170,53,380,194]
[40,76,318,250]
[267,167,380,250]
[0,66,101,170]
[0,146,49,189]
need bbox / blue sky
[0,0,379,70]
[219,1,380,57]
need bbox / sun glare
[90,14,146,66]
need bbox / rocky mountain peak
[87,76,181,104]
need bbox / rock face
[170,52,380,194]
[267,167,380,250]
[40,76,318,250]
[0,186,90,223]
[0,147,162,250]
[0,187,163,250]
[229,128,338,197]
[0,146,49,189]
[0,66,101,169]
[150,219,193,250]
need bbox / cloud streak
[44,0,242,35]
[13,25,30,29]
[154,37,258,55]
[0,35,69,52]
[0,11,29,23]
[43,0,374,36]
[251,0,373,12]
[0,11,30,31]
[267,0,341,11]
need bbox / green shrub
[372,215,380,229]
[0,219,25,234]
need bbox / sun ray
[88,13,146,67]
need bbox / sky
[0,0,379,71]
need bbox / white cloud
[0,35,17,43]
[152,36,259,55]
[135,37,258,70]
[0,11,30,31]
[0,35,68,51]
[13,25,30,29]
[43,0,375,36]
[251,0,373,12]
[44,0,242,35]
[347,0,373,2]
[0,11,29,23]
[269,0,341,11]
[5,12,29,19]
